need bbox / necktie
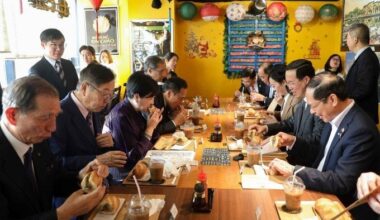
[86,112,95,135]
[54,60,66,87]
[24,148,38,192]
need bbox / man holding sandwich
[0,76,108,219]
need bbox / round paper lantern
[266,2,287,22]
[226,3,246,21]
[200,3,220,21]
[319,4,339,21]
[179,2,197,20]
[295,5,315,24]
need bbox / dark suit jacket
[257,78,274,107]
[29,57,78,100]
[294,104,380,218]
[105,99,160,171]
[0,128,78,220]
[154,93,176,135]
[49,93,104,172]
[267,100,325,166]
[345,47,379,123]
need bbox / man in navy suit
[0,76,108,219]
[269,73,380,219]
[251,62,275,107]
[345,23,379,123]
[29,28,78,100]
[250,59,325,166]
[50,63,127,172]
[154,77,188,134]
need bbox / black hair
[127,73,159,99]
[324,54,343,74]
[241,68,256,79]
[164,52,179,62]
[162,77,187,94]
[286,59,315,80]
[144,56,164,73]
[79,45,96,56]
[268,64,287,83]
[2,76,58,113]
[307,73,348,102]
[40,28,65,42]
[79,63,115,86]
[348,23,370,45]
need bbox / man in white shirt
[268,73,380,219]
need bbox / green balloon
[319,4,339,21]
[179,2,197,20]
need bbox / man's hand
[79,159,109,180]
[96,133,114,148]
[234,90,242,98]
[276,132,296,147]
[146,107,163,136]
[96,151,127,168]
[172,106,188,126]
[251,92,266,102]
[268,158,294,177]
[56,185,106,220]
[248,124,268,134]
[357,172,380,214]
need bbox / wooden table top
[103,100,341,220]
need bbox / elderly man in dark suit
[250,59,325,166]
[50,63,127,172]
[0,76,108,219]
[29,28,78,100]
[268,73,380,219]
[154,77,188,134]
[345,23,379,124]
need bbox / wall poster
[84,7,119,54]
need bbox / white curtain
[0,0,10,52]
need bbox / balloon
[295,5,315,24]
[179,2,197,20]
[319,4,339,21]
[226,3,246,21]
[266,2,287,22]
[89,0,103,11]
[200,3,220,22]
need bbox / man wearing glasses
[29,28,78,100]
[49,63,127,173]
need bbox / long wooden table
[103,99,341,220]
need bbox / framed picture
[84,7,119,54]
[341,0,380,51]
[129,19,173,72]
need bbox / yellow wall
[78,0,344,98]
[175,1,344,98]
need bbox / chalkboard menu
[224,15,287,77]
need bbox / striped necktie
[86,112,95,135]
[24,147,38,192]
[55,60,66,87]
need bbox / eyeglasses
[87,82,113,102]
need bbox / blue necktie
[24,148,38,192]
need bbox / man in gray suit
[250,59,325,166]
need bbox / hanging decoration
[179,1,197,20]
[200,3,220,22]
[247,0,266,16]
[152,0,162,9]
[319,4,339,21]
[28,0,70,18]
[89,0,104,40]
[266,2,287,22]
[295,5,315,24]
[247,31,265,51]
[226,3,245,21]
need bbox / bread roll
[270,135,281,148]
[315,198,351,220]
[132,160,149,179]
[99,195,120,215]
[81,171,102,193]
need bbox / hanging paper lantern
[266,2,287,22]
[319,4,339,21]
[179,2,197,20]
[247,0,267,16]
[226,3,246,21]
[200,3,220,21]
[295,5,315,24]
[89,0,104,40]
